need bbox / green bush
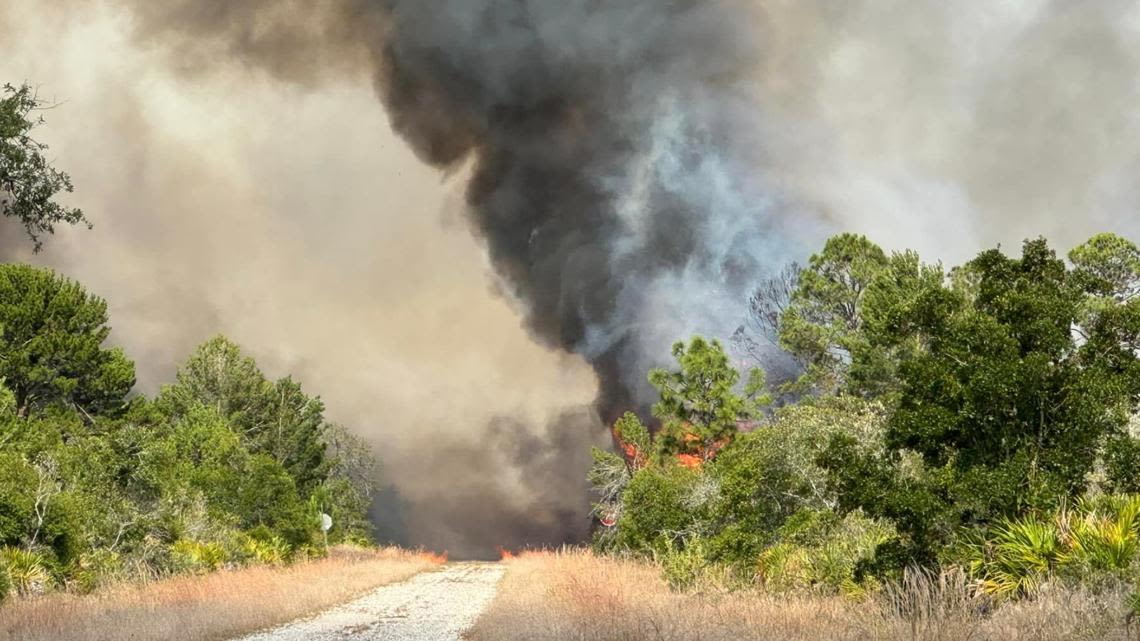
[237,532,291,566]
[756,510,891,592]
[968,495,1140,600]
[615,465,698,556]
[0,265,375,597]
[170,540,229,575]
[0,547,53,596]
[0,454,36,546]
[0,557,9,601]
[1104,437,1140,495]
[69,549,122,594]
[706,397,886,570]
[660,537,716,591]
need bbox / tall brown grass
[466,549,1130,641]
[0,545,442,641]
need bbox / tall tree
[159,335,271,431]
[159,336,330,492]
[648,337,767,461]
[0,84,88,250]
[822,237,1140,569]
[0,264,134,418]
[777,234,889,392]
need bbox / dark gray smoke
[112,0,813,556]
[381,1,806,418]
[129,0,807,421]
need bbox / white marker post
[320,512,333,550]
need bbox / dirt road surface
[232,563,505,641]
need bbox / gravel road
[232,563,505,641]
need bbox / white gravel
[232,563,505,641]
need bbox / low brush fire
[497,547,517,561]
[611,424,729,473]
[596,418,734,529]
[418,550,449,564]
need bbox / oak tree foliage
[0,84,88,251]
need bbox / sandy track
[232,563,505,641]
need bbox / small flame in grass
[675,453,703,470]
[419,550,449,564]
[497,546,517,561]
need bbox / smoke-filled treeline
[5,1,1140,557]
[0,264,377,601]
[593,231,1140,600]
[129,0,800,418]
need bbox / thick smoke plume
[5,0,1140,556]
[131,0,802,419]
[124,1,803,557]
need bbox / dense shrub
[615,465,699,556]
[0,265,382,599]
[595,232,1140,600]
[0,555,8,601]
[594,343,893,591]
[967,495,1140,600]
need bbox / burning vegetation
[588,231,1140,632]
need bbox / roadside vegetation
[0,262,383,603]
[0,82,451,641]
[470,549,1127,641]
[585,231,1140,633]
[10,74,1140,637]
[1,82,395,608]
[0,545,442,641]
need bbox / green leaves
[805,233,1140,574]
[0,84,89,251]
[0,264,135,418]
[159,336,332,494]
[0,308,374,592]
[1070,232,1140,303]
[648,337,766,461]
[968,496,1140,600]
[778,233,890,392]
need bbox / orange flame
[675,453,703,469]
[497,546,517,561]
[419,550,449,564]
[612,427,648,471]
[673,428,730,470]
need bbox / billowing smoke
[129,0,806,418]
[5,0,1140,557]
[120,0,808,557]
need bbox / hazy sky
[0,0,602,556]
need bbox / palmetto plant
[170,540,228,574]
[241,536,291,566]
[0,547,53,597]
[1062,517,1138,574]
[970,495,1140,600]
[970,515,1063,599]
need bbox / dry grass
[0,545,443,641]
[466,549,1130,641]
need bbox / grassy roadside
[466,549,1129,641]
[0,545,443,641]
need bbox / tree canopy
[594,231,1140,588]
[0,264,134,418]
[0,84,88,250]
[0,265,380,600]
